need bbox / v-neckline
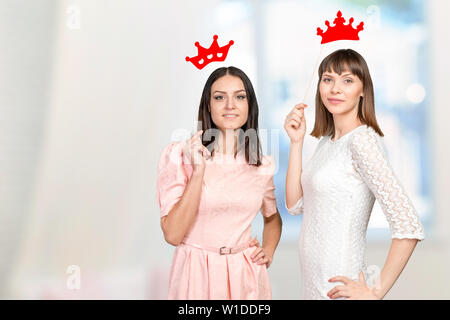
[329,124,367,143]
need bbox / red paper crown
[317,11,364,44]
[185,35,234,70]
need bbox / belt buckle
[219,246,231,255]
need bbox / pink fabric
[156,141,277,299]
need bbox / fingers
[288,119,300,129]
[185,130,212,164]
[188,131,203,150]
[191,131,210,155]
[359,271,365,282]
[252,249,265,262]
[294,103,308,110]
[249,237,260,247]
[292,108,304,118]
[201,145,211,159]
[328,285,350,299]
[248,243,272,267]
[251,248,269,265]
[190,130,203,142]
[249,238,264,263]
[285,106,305,130]
[255,256,269,266]
[189,130,203,147]
[290,112,302,123]
[327,285,346,297]
[329,290,349,299]
[250,247,262,260]
[329,276,351,285]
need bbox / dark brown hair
[197,66,263,166]
[310,49,384,138]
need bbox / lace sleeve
[350,128,425,240]
[286,197,304,216]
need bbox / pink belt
[181,238,251,255]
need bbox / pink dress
[156,141,278,299]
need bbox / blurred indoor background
[1,0,449,299]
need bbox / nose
[224,95,235,109]
[331,82,342,94]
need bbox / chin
[224,125,242,130]
[220,122,245,130]
[324,105,336,114]
[326,105,350,115]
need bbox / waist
[180,238,252,255]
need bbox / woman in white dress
[284,49,425,300]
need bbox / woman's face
[210,75,249,131]
[319,69,363,116]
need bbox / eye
[344,78,353,83]
[213,95,224,100]
[236,95,247,100]
[322,77,332,83]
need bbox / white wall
[0,0,56,298]
[8,0,219,299]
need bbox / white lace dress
[287,124,425,300]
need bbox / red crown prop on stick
[317,11,364,44]
[302,11,365,102]
[185,35,234,70]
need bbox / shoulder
[350,125,381,145]
[158,140,186,169]
[257,154,276,176]
[161,140,185,154]
[261,154,274,166]
[349,125,386,156]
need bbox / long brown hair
[310,49,384,138]
[197,66,263,166]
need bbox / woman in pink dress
[156,66,282,299]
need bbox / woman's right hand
[182,130,211,174]
[284,103,307,142]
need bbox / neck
[216,129,238,155]
[332,108,363,140]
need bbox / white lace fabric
[350,126,425,240]
[286,196,303,215]
[286,125,425,299]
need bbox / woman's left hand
[327,271,381,300]
[249,238,273,268]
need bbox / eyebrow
[323,72,354,77]
[213,90,246,94]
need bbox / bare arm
[284,103,308,209]
[328,238,420,300]
[286,140,304,208]
[262,211,282,263]
[160,170,204,246]
[373,238,418,299]
[250,211,282,268]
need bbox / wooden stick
[303,45,325,102]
